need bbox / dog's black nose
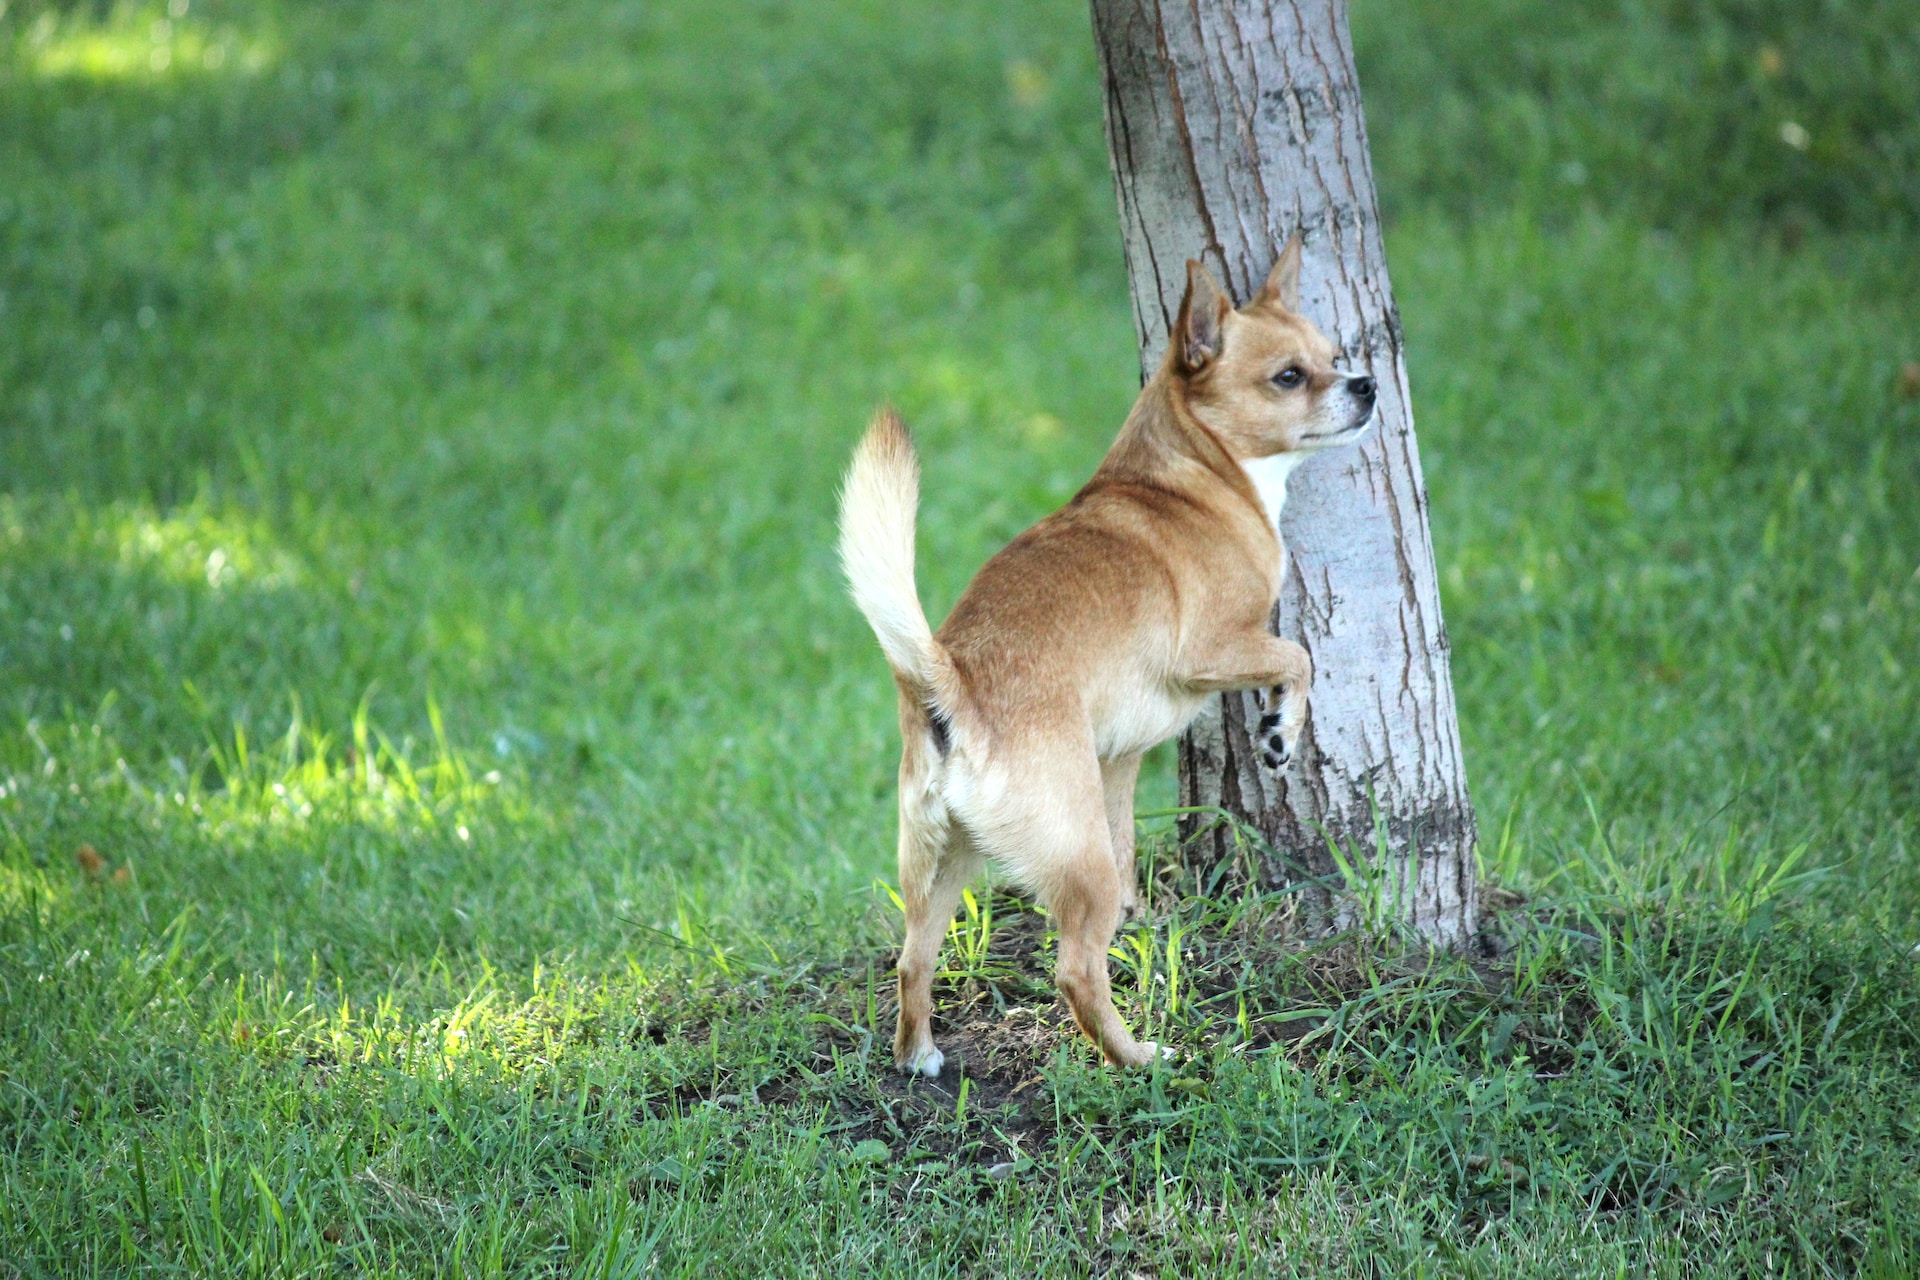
[1348,375,1377,401]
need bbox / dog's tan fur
[839,240,1376,1073]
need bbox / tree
[1088,0,1478,944]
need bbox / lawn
[2,0,1918,1274]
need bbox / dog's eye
[1273,367,1306,388]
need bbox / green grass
[3,0,1919,1273]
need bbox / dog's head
[1169,237,1376,460]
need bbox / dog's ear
[1255,233,1303,313]
[1176,259,1229,373]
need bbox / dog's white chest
[1239,452,1305,531]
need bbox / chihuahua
[839,237,1375,1072]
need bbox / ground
[2,0,1919,1274]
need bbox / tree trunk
[1089,0,1478,945]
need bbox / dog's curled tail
[839,409,954,706]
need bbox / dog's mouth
[1300,412,1375,443]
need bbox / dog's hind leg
[894,813,982,1078]
[1101,754,1143,919]
[1049,839,1163,1067]
[991,759,1160,1068]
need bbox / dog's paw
[1256,711,1291,769]
[896,1045,944,1079]
[1255,708,1296,770]
[1255,685,1304,772]
[1131,1041,1178,1066]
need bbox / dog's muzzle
[1346,375,1377,430]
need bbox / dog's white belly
[1093,683,1207,761]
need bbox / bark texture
[1090,0,1477,944]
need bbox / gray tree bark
[1089,0,1477,944]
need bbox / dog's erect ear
[1176,259,1229,372]
[1255,233,1304,313]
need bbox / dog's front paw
[1255,685,1305,772]
[1255,708,1291,769]
[896,1044,944,1078]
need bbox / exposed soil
[648,880,1537,1176]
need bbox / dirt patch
[643,879,1538,1174]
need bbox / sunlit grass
[0,853,68,914]
[0,696,515,851]
[17,1,275,81]
[0,495,302,594]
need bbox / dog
[838,237,1376,1073]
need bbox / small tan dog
[839,238,1375,1073]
